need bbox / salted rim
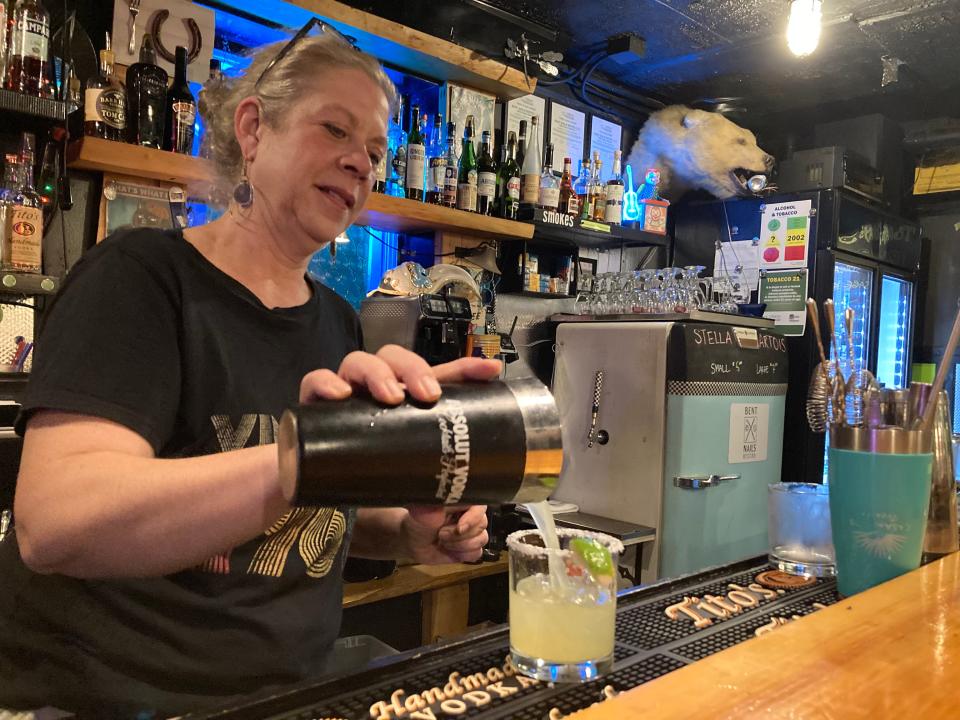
[505,528,625,557]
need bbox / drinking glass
[507,528,622,682]
[767,482,836,577]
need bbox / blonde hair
[200,31,398,191]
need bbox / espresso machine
[551,319,789,583]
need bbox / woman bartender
[0,25,497,719]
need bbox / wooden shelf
[357,193,534,240]
[239,0,534,99]
[66,140,534,240]
[517,207,670,249]
[914,162,960,195]
[67,137,215,189]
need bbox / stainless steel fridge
[674,188,922,484]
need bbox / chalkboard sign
[667,323,789,385]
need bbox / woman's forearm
[16,417,289,578]
[349,507,410,560]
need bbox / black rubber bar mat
[188,557,839,720]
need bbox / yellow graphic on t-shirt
[198,414,346,579]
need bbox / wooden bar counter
[572,552,960,719]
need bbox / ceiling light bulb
[787,0,823,57]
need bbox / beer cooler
[551,320,789,583]
[674,188,921,484]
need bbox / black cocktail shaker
[278,378,562,506]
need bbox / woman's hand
[402,505,489,564]
[302,345,500,565]
[299,344,501,404]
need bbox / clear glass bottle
[84,33,126,142]
[537,143,560,211]
[476,130,498,216]
[5,133,43,272]
[425,113,445,204]
[603,149,624,225]
[164,45,196,154]
[441,121,458,208]
[590,153,606,222]
[386,96,406,198]
[457,116,478,213]
[520,115,541,206]
[0,154,20,269]
[922,390,959,563]
[404,105,425,201]
[4,0,49,97]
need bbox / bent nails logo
[854,530,906,557]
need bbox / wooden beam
[263,0,535,99]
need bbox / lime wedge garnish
[569,537,613,576]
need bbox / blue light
[623,164,640,222]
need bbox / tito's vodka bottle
[5,133,43,272]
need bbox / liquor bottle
[126,33,168,149]
[197,59,222,160]
[558,157,579,216]
[574,157,590,217]
[0,155,20,269]
[386,96,406,197]
[603,149,625,225]
[496,131,520,220]
[520,116,541,206]
[4,0,49,96]
[164,46,196,154]
[425,114,445,204]
[516,120,527,171]
[404,105,425,201]
[476,130,498,216]
[537,143,560,211]
[590,154,605,222]
[441,121,458,208]
[5,133,43,272]
[456,116,477,213]
[84,33,126,142]
[0,2,8,85]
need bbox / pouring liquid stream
[525,500,567,587]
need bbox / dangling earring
[328,241,337,260]
[233,160,253,208]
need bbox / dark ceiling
[348,0,960,134]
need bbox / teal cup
[828,426,933,597]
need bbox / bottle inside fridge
[876,275,912,390]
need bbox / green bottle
[457,115,477,213]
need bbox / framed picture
[577,255,598,283]
[98,175,177,241]
[589,116,623,183]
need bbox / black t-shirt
[0,228,362,718]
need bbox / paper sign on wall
[729,403,769,464]
[759,269,808,336]
[505,95,546,157]
[589,116,622,183]
[548,102,585,170]
[758,200,812,270]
